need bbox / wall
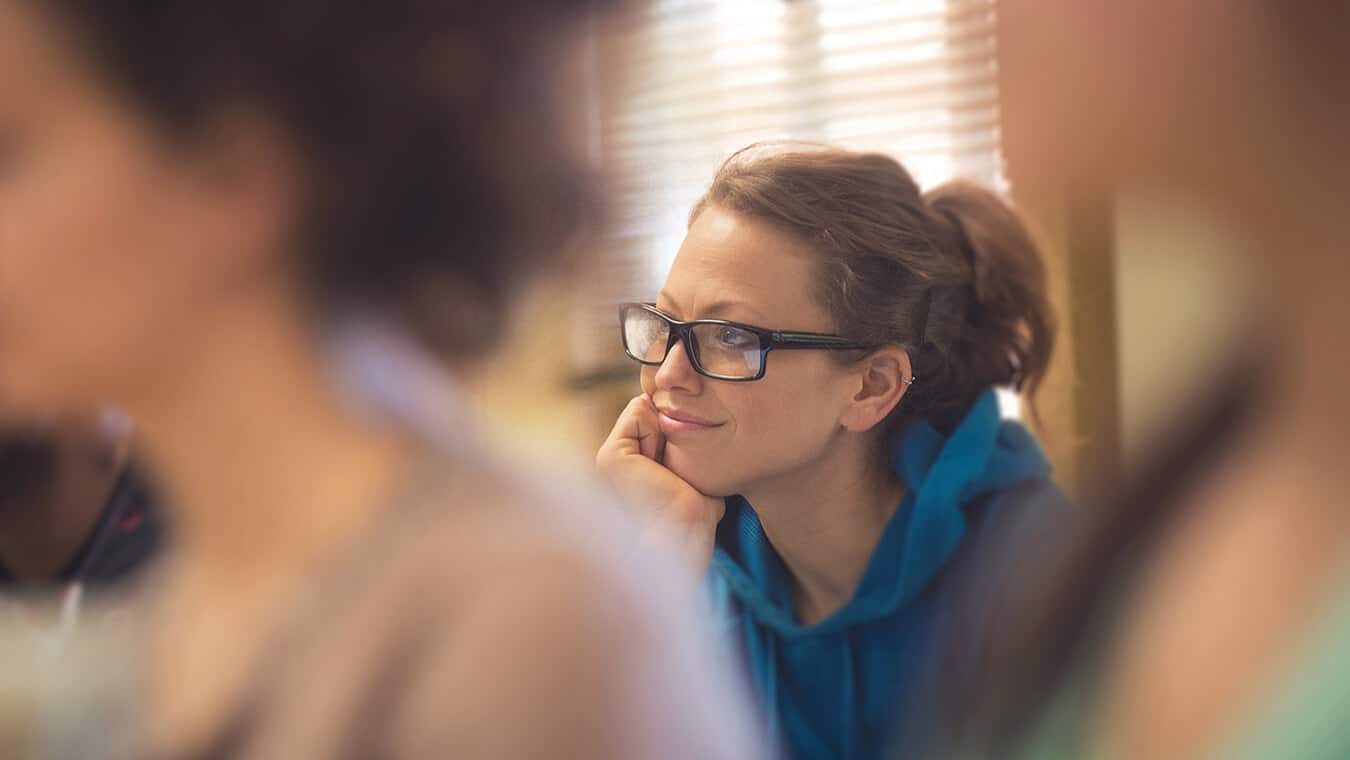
[1112,190,1250,472]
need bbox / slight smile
[657,408,726,434]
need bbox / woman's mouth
[657,408,725,434]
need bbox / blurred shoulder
[379,457,650,597]
[352,457,766,758]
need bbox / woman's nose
[653,337,701,392]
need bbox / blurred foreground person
[0,412,161,655]
[948,1,1350,758]
[0,1,763,758]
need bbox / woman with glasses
[596,143,1069,759]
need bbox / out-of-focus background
[467,0,1249,499]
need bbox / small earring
[905,375,918,386]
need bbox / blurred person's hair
[1268,0,1350,101]
[39,0,612,358]
[691,143,1055,437]
[0,430,56,512]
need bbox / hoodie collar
[712,389,1051,635]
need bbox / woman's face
[0,0,289,419]
[642,206,864,498]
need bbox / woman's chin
[663,445,738,499]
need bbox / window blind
[577,0,1005,371]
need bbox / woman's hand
[596,395,725,572]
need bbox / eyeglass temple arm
[772,332,918,385]
[770,331,869,350]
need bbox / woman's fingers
[597,396,723,572]
[634,397,665,462]
[600,395,664,463]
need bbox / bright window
[581,0,1005,372]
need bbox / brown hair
[37,0,616,359]
[691,142,1055,435]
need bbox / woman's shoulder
[973,478,1072,533]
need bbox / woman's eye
[717,327,753,347]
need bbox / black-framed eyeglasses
[619,302,871,381]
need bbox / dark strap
[64,468,164,586]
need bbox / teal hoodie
[708,389,1065,759]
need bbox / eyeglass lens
[622,307,763,379]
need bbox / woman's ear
[839,347,913,433]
